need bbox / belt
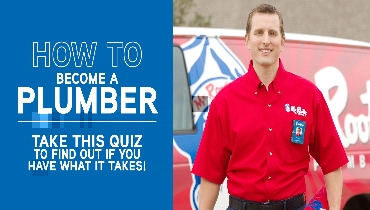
[229,194,305,210]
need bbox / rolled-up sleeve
[309,90,349,175]
[191,97,230,184]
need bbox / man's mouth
[260,49,272,53]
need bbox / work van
[173,26,370,210]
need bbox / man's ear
[281,37,286,51]
[245,34,250,50]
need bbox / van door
[173,44,198,210]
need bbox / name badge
[291,120,306,144]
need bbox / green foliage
[173,0,212,27]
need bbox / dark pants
[227,194,306,210]
[226,205,305,210]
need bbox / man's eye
[270,31,276,36]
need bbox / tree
[173,0,212,27]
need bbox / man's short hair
[245,4,285,39]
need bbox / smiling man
[191,4,348,210]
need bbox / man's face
[245,13,285,68]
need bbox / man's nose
[262,33,270,45]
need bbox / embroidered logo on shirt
[284,104,290,112]
[284,104,307,117]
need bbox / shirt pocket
[282,134,310,163]
[278,116,311,164]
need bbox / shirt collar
[247,58,285,95]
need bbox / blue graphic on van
[183,36,246,87]
[174,35,247,210]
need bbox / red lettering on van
[193,96,207,111]
[206,81,229,101]
[206,84,215,100]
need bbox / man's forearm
[198,177,221,210]
[324,168,343,210]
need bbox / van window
[173,45,194,133]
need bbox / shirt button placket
[266,100,273,198]
[268,103,272,131]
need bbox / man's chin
[258,61,273,67]
[255,57,278,67]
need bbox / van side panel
[173,34,370,210]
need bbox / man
[191,4,348,210]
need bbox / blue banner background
[0,1,173,209]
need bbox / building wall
[182,0,370,43]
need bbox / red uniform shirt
[191,59,348,203]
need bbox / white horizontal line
[18,121,157,123]
[173,26,370,47]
